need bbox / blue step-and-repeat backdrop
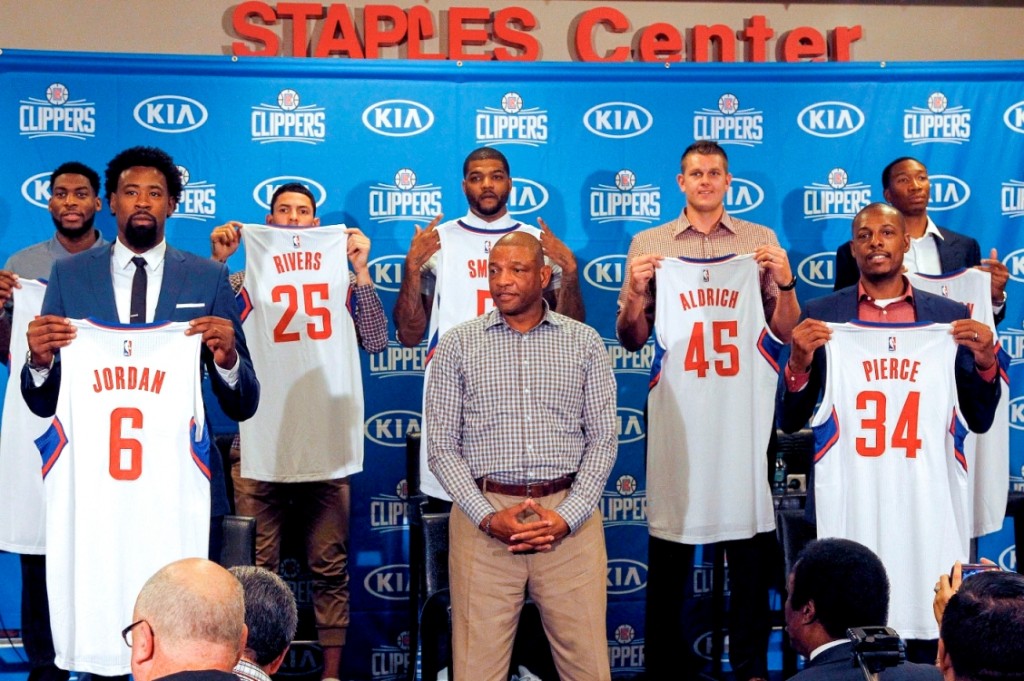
[1,50,1023,680]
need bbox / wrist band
[482,512,495,537]
[778,276,797,291]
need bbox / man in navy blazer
[21,146,259,423]
[779,203,999,437]
[785,538,941,680]
[832,157,1008,326]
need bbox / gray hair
[229,566,298,666]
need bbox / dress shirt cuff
[215,353,240,388]
[29,364,49,386]
[554,497,587,534]
[784,363,810,392]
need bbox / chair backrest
[776,508,817,578]
[213,514,256,568]
[777,428,814,476]
[421,511,451,597]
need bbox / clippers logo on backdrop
[607,558,647,595]
[362,99,434,137]
[693,93,763,147]
[603,336,654,376]
[133,95,207,133]
[19,83,96,140]
[601,474,647,528]
[172,166,216,221]
[583,101,653,139]
[508,177,549,216]
[475,92,548,147]
[797,252,837,289]
[363,564,410,601]
[1002,180,1024,219]
[584,255,627,293]
[797,101,865,138]
[618,407,645,445]
[20,171,55,209]
[608,623,645,675]
[364,410,421,448]
[997,328,1024,368]
[252,176,327,211]
[590,170,661,224]
[370,633,410,680]
[368,168,441,224]
[370,340,427,377]
[803,168,871,221]
[724,177,764,215]
[903,92,971,145]
[369,481,408,534]
[251,89,326,144]
[1003,100,1024,134]
[927,174,970,212]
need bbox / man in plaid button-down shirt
[427,231,616,681]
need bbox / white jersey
[36,319,209,675]
[811,321,970,639]
[419,214,551,500]
[646,255,783,543]
[908,269,1009,536]
[0,279,49,553]
[239,223,363,481]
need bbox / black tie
[130,256,147,323]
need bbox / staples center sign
[230,4,862,62]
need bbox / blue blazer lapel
[154,245,187,321]
[86,245,119,322]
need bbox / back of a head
[792,538,890,639]
[941,570,1024,680]
[229,566,298,667]
[135,558,246,653]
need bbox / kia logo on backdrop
[584,255,627,292]
[1003,100,1024,134]
[362,99,434,137]
[583,102,653,139]
[1008,396,1024,431]
[926,174,971,211]
[618,407,645,444]
[252,176,327,211]
[798,252,837,289]
[133,95,208,133]
[1001,249,1024,284]
[797,101,865,138]
[368,254,407,293]
[508,177,549,215]
[364,410,421,447]
[606,558,647,595]
[21,171,53,208]
[363,564,410,601]
[724,177,764,214]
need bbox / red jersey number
[855,390,922,459]
[683,320,740,378]
[109,407,143,480]
[272,283,333,342]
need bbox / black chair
[420,511,453,681]
[211,514,257,568]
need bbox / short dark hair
[941,570,1024,680]
[790,538,889,639]
[51,161,100,194]
[229,566,298,667]
[270,182,317,216]
[680,140,729,172]
[881,156,924,191]
[852,202,906,234]
[462,147,510,178]
[104,146,182,203]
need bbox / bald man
[126,558,247,681]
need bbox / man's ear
[266,645,291,675]
[132,619,157,668]
[937,639,954,677]
[800,599,817,625]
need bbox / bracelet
[778,276,797,291]
[482,512,495,537]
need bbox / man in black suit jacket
[785,538,941,680]
[832,157,1007,326]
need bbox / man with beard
[393,147,585,510]
[0,161,109,681]
[19,146,259,677]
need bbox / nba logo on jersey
[888,336,897,352]
[292,234,302,248]
[484,240,491,253]
[123,340,132,357]
[702,268,710,282]
[941,285,949,297]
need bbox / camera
[847,626,905,677]
[957,563,1000,580]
